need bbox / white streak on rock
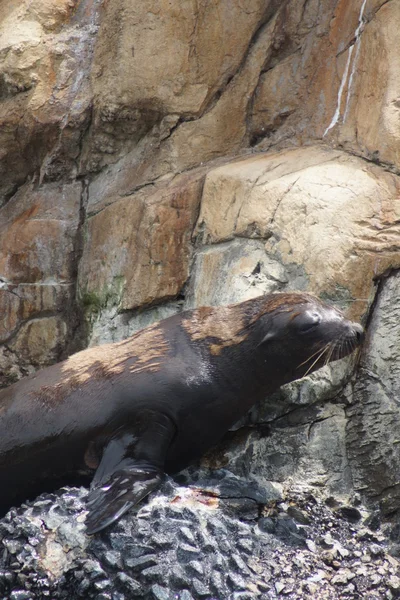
[323,0,368,137]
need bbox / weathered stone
[78,172,203,316]
[0,0,96,204]
[8,316,68,366]
[124,555,157,571]
[176,543,200,564]
[221,401,353,496]
[337,2,400,169]
[194,146,400,321]
[84,0,272,173]
[0,284,73,344]
[339,506,362,523]
[185,561,203,578]
[347,271,400,512]
[0,181,81,283]
[3,480,398,599]
[194,472,281,505]
[287,507,311,526]
[185,238,292,309]
[389,575,400,591]
[151,584,171,600]
[178,591,195,600]
[178,527,196,545]
[83,4,286,208]
[250,53,302,144]
[249,0,353,147]
[116,572,142,594]
[331,568,356,585]
[0,181,81,372]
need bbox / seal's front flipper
[85,412,175,535]
[86,463,163,534]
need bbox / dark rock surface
[346,272,400,515]
[0,471,399,600]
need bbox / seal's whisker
[324,342,334,366]
[302,344,330,377]
[325,340,338,366]
[339,339,348,360]
[298,345,330,368]
[345,337,354,356]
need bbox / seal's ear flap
[85,413,175,535]
[258,329,278,346]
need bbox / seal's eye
[297,311,321,333]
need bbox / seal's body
[0,293,363,533]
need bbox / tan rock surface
[84,5,285,206]
[0,283,73,345]
[0,181,81,282]
[9,315,68,366]
[0,0,97,205]
[249,0,400,173]
[0,181,81,372]
[0,0,399,377]
[195,146,400,319]
[82,0,273,174]
[93,0,269,115]
[337,1,400,168]
[185,239,290,309]
[79,171,204,313]
[249,0,341,147]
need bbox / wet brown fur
[182,292,327,355]
[34,323,169,406]
[30,292,337,406]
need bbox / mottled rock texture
[347,271,400,516]
[1,0,400,597]
[1,477,399,600]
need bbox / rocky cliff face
[0,0,400,598]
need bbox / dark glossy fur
[0,292,363,532]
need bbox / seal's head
[255,293,364,380]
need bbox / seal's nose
[352,323,364,345]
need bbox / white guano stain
[323,0,368,137]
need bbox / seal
[0,292,363,533]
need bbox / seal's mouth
[298,322,364,376]
[329,323,364,360]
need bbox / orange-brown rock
[78,172,204,313]
[0,0,95,205]
[0,181,81,375]
[337,1,400,167]
[1,0,400,373]
[82,0,272,173]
